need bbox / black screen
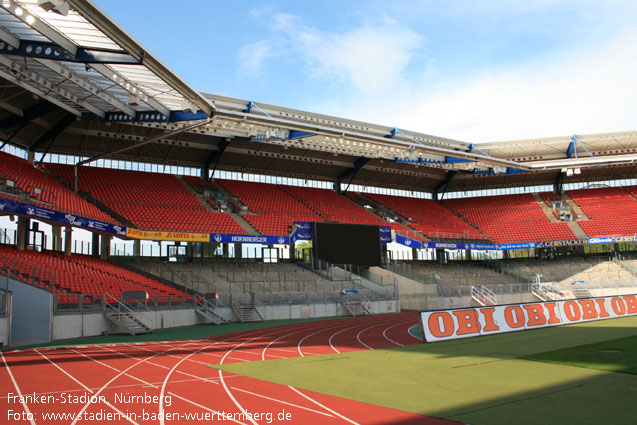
[312,222,381,267]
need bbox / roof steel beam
[29,112,75,151]
[0,1,169,117]
[0,54,105,117]
[1,0,77,55]
[67,0,215,116]
[0,101,56,129]
[89,63,170,116]
[0,68,82,116]
[213,108,531,170]
[0,39,139,64]
[76,118,212,166]
[34,59,135,117]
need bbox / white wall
[0,316,10,347]
[51,299,400,342]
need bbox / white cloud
[238,5,637,143]
[240,13,423,92]
[237,40,276,76]
[288,17,423,91]
[314,29,637,143]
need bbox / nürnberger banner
[420,295,637,342]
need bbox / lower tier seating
[0,245,190,303]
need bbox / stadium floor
[0,312,455,425]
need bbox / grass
[524,334,637,375]
[215,315,637,425]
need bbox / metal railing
[471,285,497,306]
[0,253,56,292]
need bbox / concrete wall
[0,315,9,347]
[51,299,400,341]
[371,268,438,311]
[258,299,399,321]
[8,277,52,344]
[438,292,541,310]
[52,307,211,341]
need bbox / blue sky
[94,1,637,143]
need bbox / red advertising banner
[420,294,637,342]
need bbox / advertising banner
[210,234,290,244]
[379,226,391,243]
[395,234,422,248]
[420,294,637,342]
[0,197,125,236]
[126,229,210,242]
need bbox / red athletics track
[0,312,457,425]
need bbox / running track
[1,312,457,425]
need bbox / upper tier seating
[46,165,244,234]
[444,193,576,243]
[218,179,322,235]
[283,186,386,225]
[0,152,114,223]
[0,245,190,303]
[184,175,218,194]
[367,193,486,240]
[567,187,637,237]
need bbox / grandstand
[0,1,636,350]
[444,193,576,243]
[45,164,245,234]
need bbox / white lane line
[34,348,94,393]
[288,386,360,425]
[231,387,334,417]
[214,321,341,425]
[71,343,248,425]
[67,340,204,425]
[0,351,37,425]
[382,321,417,347]
[355,326,375,349]
[296,322,362,358]
[262,324,345,361]
[121,344,212,366]
[98,345,223,386]
[0,378,224,400]
[167,391,248,425]
[144,341,251,363]
[329,318,398,353]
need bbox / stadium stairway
[210,179,254,213]
[177,175,217,212]
[347,192,426,239]
[194,298,228,325]
[229,212,260,235]
[231,301,264,322]
[532,193,561,223]
[104,307,152,335]
[437,202,490,241]
[279,186,326,219]
[567,221,589,239]
[75,189,134,228]
[561,191,591,220]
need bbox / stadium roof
[1,1,637,194]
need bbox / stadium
[1,1,637,424]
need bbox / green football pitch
[218,315,637,425]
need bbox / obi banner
[126,228,210,242]
[420,294,637,342]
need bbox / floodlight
[127,94,140,107]
[38,0,69,16]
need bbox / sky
[94,1,637,144]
